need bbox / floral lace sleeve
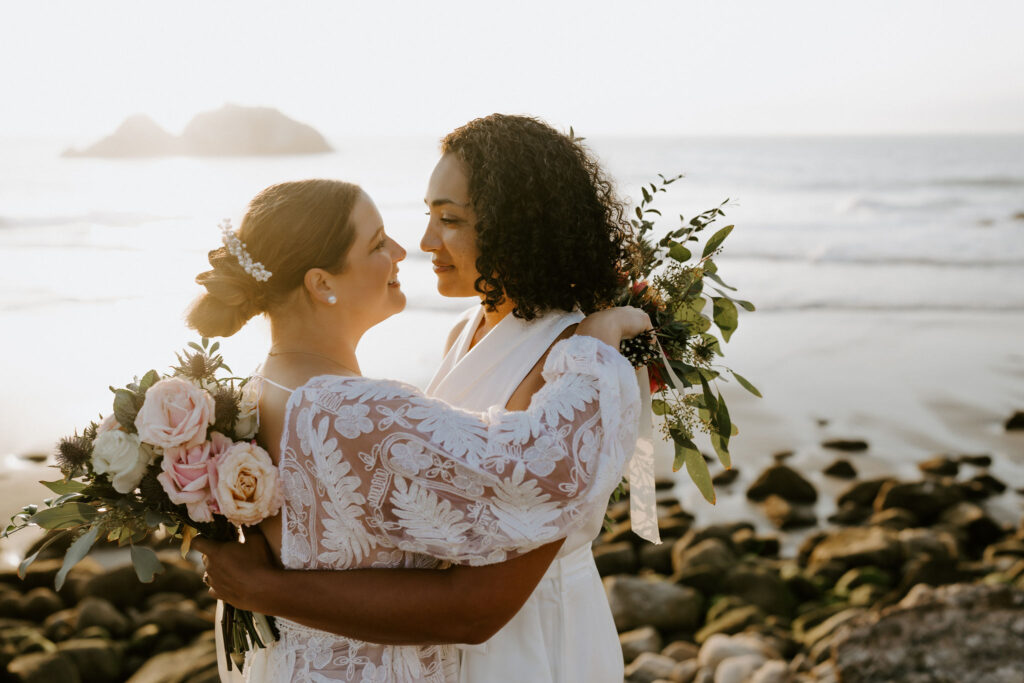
[280,335,639,569]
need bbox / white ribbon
[626,366,661,544]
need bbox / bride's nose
[391,238,407,262]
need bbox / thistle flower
[213,386,241,432]
[172,349,221,382]
[55,433,93,477]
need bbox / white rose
[92,430,153,493]
[234,381,260,441]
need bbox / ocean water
[1,133,1023,464]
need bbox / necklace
[267,349,360,375]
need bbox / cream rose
[157,431,233,523]
[233,381,260,441]
[92,430,153,493]
[96,413,121,435]
[212,441,281,526]
[135,377,215,449]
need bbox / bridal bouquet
[618,174,761,504]
[2,337,278,669]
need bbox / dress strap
[253,374,295,394]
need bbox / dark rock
[953,479,991,501]
[593,542,638,577]
[624,651,677,682]
[18,588,63,623]
[821,439,868,452]
[661,639,699,662]
[605,575,703,632]
[137,602,213,638]
[762,495,816,530]
[957,453,993,467]
[672,537,737,575]
[796,532,828,567]
[123,636,218,683]
[772,450,794,462]
[827,502,872,526]
[675,523,750,553]
[0,591,23,619]
[898,555,964,593]
[832,583,1024,683]
[655,517,692,540]
[917,455,959,477]
[7,652,80,682]
[984,538,1024,563]
[673,565,725,595]
[637,541,674,575]
[822,459,857,479]
[606,499,631,523]
[712,468,740,487]
[808,527,903,570]
[746,465,817,504]
[867,507,916,530]
[42,607,78,642]
[874,479,964,523]
[722,566,796,616]
[836,477,893,508]
[970,473,1008,495]
[695,605,764,643]
[781,568,823,602]
[83,557,204,610]
[834,566,893,596]
[731,528,780,558]
[1005,411,1024,431]
[57,638,123,683]
[791,603,848,643]
[601,519,635,545]
[619,625,662,664]
[939,501,1005,556]
[127,624,161,656]
[77,597,132,639]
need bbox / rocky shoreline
[2,424,1023,682]
[600,442,1024,683]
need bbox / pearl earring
[327,295,337,305]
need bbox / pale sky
[2,0,1022,141]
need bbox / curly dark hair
[442,114,632,320]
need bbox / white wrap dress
[426,306,627,683]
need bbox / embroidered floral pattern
[257,336,638,682]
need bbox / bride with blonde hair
[191,177,648,681]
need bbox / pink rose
[212,441,281,526]
[157,432,233,523]
[135,377,215,450]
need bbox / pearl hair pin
[219,219,272,282]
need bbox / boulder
[721,566,795,616]
[711,469,740,487]
[605,575,703,632]
[697,633,777,670]
[593,542,638,576]
[867,507,916,530]
[63,115,179,158]
[822,459,856,479]
[7,651,81,683]
[826,502,872,526]
[761,495,816,530]
[672,538,737,575]
[77,597,132,639]
[957,454,992,467]
[714,653,768,683]
[917,455,959,477]
[821,439,868,452]
[57,638,123,683]
[694,605,763,643]
[970,473,1008,496]
[661,640,699,662]
[124,635,218,683]
[670,658,701,683]
[1005,411,1024,431]
[874,480,963,524]
[835,478,893,509]
[808,527,903,571]
[832,583,1024,683]
[619,625,662,664]
[624,651,677,683]
[749,659,791,683]
[638,541,675,575]
[745,465,817,504]
[18,588,63,623]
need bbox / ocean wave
[932,176,1024,188]
[0,211,172,230]
[839,195,968,214]
[718,251,1024,268]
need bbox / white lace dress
[244,335,639,682]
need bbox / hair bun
[186,248,263,337]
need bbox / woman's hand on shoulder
[576,306,653,348]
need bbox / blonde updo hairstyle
[187,179,362,338]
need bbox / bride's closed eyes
[424,211,461,225]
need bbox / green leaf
[713,393,732,469]
[113,389,139,431]
[711,432,731,470]
[712,297,739,342]
[707,272,736,291]
[188,342,204,353]
[209,341,220,354]
[700,378,718,419]
[730,371,762,398]
[641,186,652,203]
[702,225,734,258]
[651,399,670,416]
[668,243,692,263]
[130,545,165,583]
[138,370,160,391]
[55,526,99,591]
[672,433,715,504]
[635,206,643,220]
[29,503,97,530]
[17,530,72,578]
[40,480,87,495]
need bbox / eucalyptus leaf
[29,503,97,530]
[675,438,715,504]
[113,389,139,431]
[730,371,763,398]
[130,545,165,583]
[54,526,99,591]
[712,297,739,342]
[16,529,72,578]
[668,243,692,262]
[702,225,734,258]
[40,480,86,495]
[188,342,204,352]
[651,399,670,416]
[139,370,160,391]
[707,272,737,291]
